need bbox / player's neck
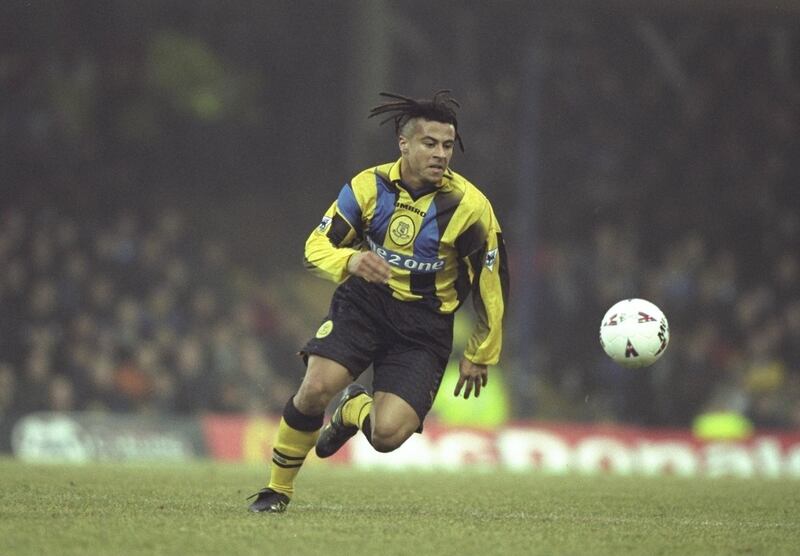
[400,166,440,192]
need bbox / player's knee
[370,424,412,453]
[295,377,337,415]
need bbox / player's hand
[454,357,488,399]
[347,251,392,284]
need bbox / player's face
[399,119,456,188]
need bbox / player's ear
[398,135,409,156]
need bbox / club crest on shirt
[484,248,498,271]
[388,215,416,247]
[316,320,333,338]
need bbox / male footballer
[248,90,509,513]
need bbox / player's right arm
[346,251,391,284]
[304,181,390,284]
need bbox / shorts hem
[298,349,361,380]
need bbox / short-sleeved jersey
[304,159,509,366]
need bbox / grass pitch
[0,458,798,556]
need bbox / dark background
[1,1,799,431]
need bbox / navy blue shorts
[301,276,454,424]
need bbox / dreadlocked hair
[368,90,464,152]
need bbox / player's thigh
[371,391,420,448]
[299,278,385,384]
[294,355,354,415]
[372,348,446,430]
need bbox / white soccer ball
[599,298,669,368]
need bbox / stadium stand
[1,4,798,432]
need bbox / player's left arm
[456,204,509,398]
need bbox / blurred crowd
[2,4,799,433]
[528,13,800,429]
[0,206,298,426]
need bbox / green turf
[0,458,798,556]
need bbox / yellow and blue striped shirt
[304,159,508,365]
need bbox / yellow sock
[342,393,373,429]
[267,417,319,498]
